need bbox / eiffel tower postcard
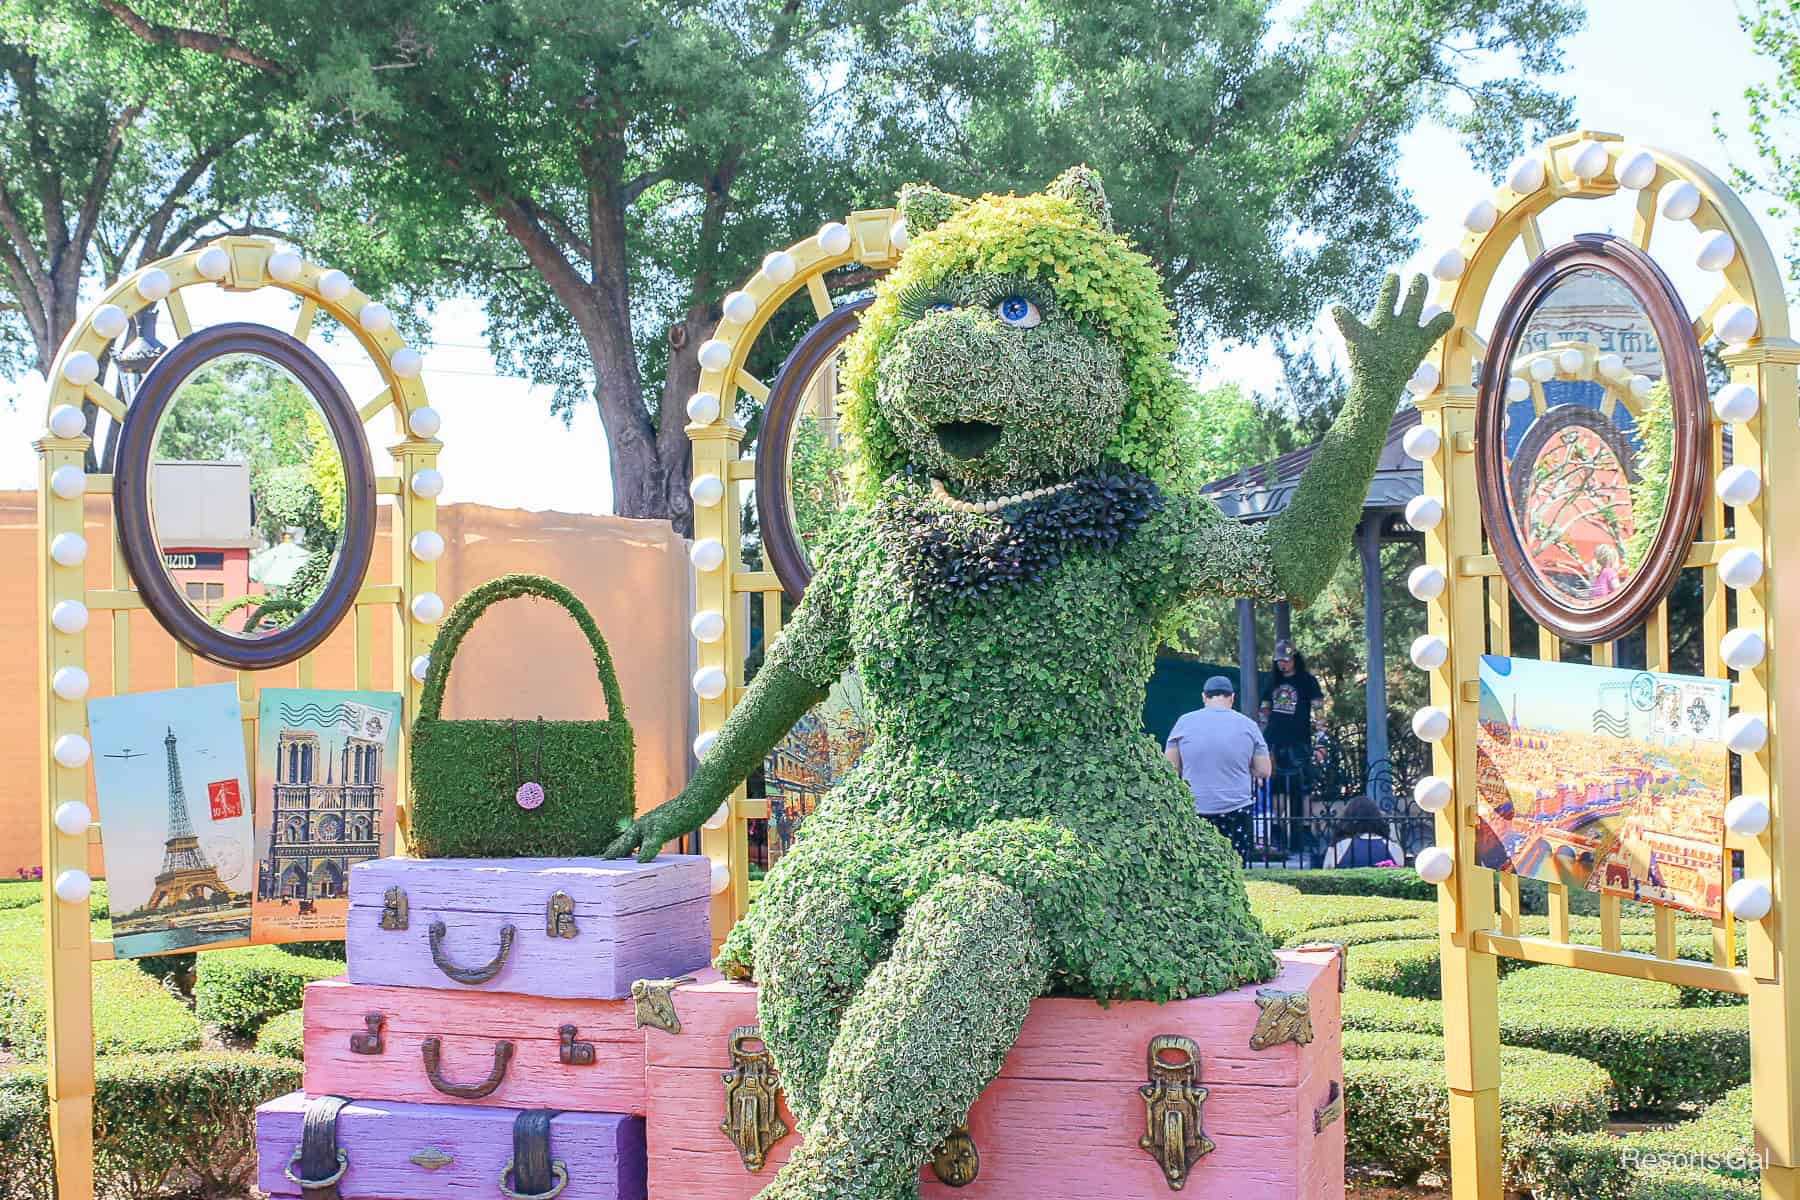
[88,683,254,958]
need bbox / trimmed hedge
[1275,868,1438,902]
[1278,915,1440,948]
[0,1051,300,1200]
[1252,891,1434,946]
[0,950,201,1064]
[196,943,345,1038]
[1343,937,1535,1000]
[1533,1086,1758,1200]
[1498,963,1684,1010]
[1345,1041,1614,1188]
[255,1007,306,1060]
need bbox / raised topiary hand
[610,167,1447,1200]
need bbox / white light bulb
[53,733,90,768]
[1412,706,1451,742]
[1415,846,1454,884]
[50,465,85,500]
[135,267,171,302]
[1406,362,1440,397]
[1414,776,1453,813]
[1719,546,1764,590]
[1615,148,1657,190]
[52,667,89,700]
[410,654,431,683]
[1726,877,1772,922]
[49,533,87,567]
[390,347,423,378]
[691,610,725,643]
[1431,248,1466,282]
[1569,139,1608,180]
[1726,712,1768,756]
[890,220,910,250]
[710,859,732,895]
[53,801,91,837]
[1628,374,1652,401]
[1712,383,1759,423]
[54,869,92,904]
[1505,377,1531,404]
[1715,303,1759,345]
[818,222,852,255]
[317,269,352,301]
[697,339,732,371]
[690,538,725,572]
[1528,357,1555,382]
[1721,628,1766,671]
[1716,465,1761,507]
[722,291,757,325]
[1462,198,1497,234]
[195,246,230,280]
[1660,181,1701,221]
[410,530,445,562]
[49,405,85,440]
[1402,426,1441,462]
[91,304,128,340]
[1420,302,1446,326]
[693,730,719,759]
[408,406,442,438]
[686,391,721,424]
[761,251,796,284]
[1724,794,1771,838]
[693,665,727,700]
[267,249,304,283]
[1507,155,1546,194]
[1404,495,1443,531]
[50,600,88,634]
[410,468,444,499]
[61,352,99,387]
[1558,348,1584,375]
[703,803,730,831]
[410,592,445,624]
[1696,231,1737,272]
[1596,353,1626,381]
[1408,564,1446,601]
[689,473,726,508]
[1410,634,1449,670]
[358,302,393,334]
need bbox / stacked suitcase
[255,855,712,1200]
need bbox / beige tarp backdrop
[0,493,690,878]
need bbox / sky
[0,0,1792,515]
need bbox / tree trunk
[655,304,715,538]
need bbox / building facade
[257,727,383,900]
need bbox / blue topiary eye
[929,301,955,313]
[996,295,1040,328]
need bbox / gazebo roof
[1201,407,1423,521]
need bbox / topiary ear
[1046,165,1112,232]
[897,183,972,235]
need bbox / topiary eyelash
[892,274,1057,325]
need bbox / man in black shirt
[1259,638,1324,772]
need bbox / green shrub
[1342,1028,1444,1061]
[1345,1043,1613,1188]
[1500,1002,1745,1113]
[0,1051,300,1200]
[1279,915,1440,948]
[1342,986,1442,1034]
[1498,964,1683,1010]
[0,881,41,911]
[1252,891,1434,946]
[1533,1086,1758,1200]
[1275,868,1438,902]
[0,957,200,1063]
[196,944,344,1038]
[1345,939,1444,1000]
[255,1008,305,1060]
[277,939,348,962]
[0,1078,54,1199]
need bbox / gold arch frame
[684,209,900,940]
[35,236,445,1200]
[1413,131,1797,1198]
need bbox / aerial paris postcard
[87,683,254,956]
[1474,654,1730,917]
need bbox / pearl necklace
[930,476,1076,514]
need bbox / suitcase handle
[500,1160,567,1200]
[428,919,516,985]
[421,1036,515,1099]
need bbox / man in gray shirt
[1164,676,1272,865]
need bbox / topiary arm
[1265,273,1453,605]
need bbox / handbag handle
[417,574,627,725]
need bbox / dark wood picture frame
[1475,233,1709,644]
[112,322,377,669]
[756,296,872,601]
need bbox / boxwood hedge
[254,1007,305,1060]
[196,943,345,1038]
[1252,891,1435,946]
[1532,1085,1758,1200]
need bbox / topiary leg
[754,874,1049,1200]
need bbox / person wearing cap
[1163,675,1271,864]
[1259,638,1325,772]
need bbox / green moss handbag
[408,573,635,858]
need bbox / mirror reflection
[148,353,349,638]
[1501,266,1673,611]
[784,347,854,568]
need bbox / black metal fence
[1242,717,1435,870]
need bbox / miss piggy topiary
[606,167,1450,1199]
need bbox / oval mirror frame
[113,322,377,669]
[756,296,872,601]
[1476,233,1709,644]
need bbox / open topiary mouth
[933,420,1004,460]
